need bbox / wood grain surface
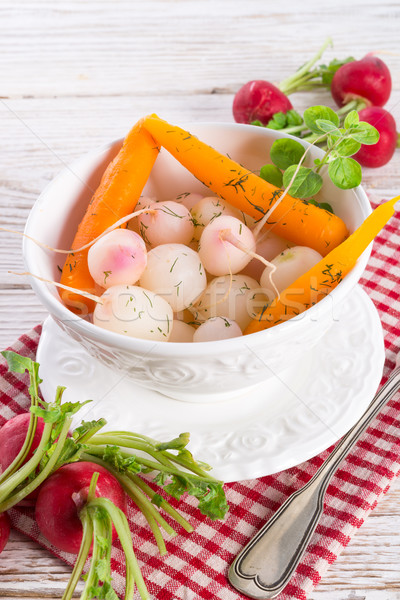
[1,1,400,598]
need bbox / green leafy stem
[259,105,379,198]
[277,37,355,96]
[0,351,229,599]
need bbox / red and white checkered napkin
[1,203,400,600]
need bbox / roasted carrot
[244,196,399,334]
[60,118,159,314]
[142,114,348,256]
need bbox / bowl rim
[23,122,373,355]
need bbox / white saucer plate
[37,285,385,483]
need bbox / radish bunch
[233,39,398,168]
[0,351,229,599]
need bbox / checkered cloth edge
[1,201,399,600]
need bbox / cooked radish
[93,284,173,341]
[241,231,292,281]
[35,462,127,554]
[331,55,391,107]
[168,320,195,342]
[198,215,255,276]
[233,80,293,125]
[354,107,398,168]
[191,196,242,240]
[260,246,323,300]
[127,196,156,234]
[0,513,10,554]
[193,274,265,330]
[140,243,207,312]
[193,317,242,342]
[87,229,147,288]
[138,200,194,246]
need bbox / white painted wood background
[1,1,400,598]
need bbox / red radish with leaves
[0,512,10,553]
[232,38,344,126]
[331,55,392,108]
[233,80,293,125]
[35,464,149,599]
[35,462,126,554]
[354,107,398,168]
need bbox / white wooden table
[1,1,400,598]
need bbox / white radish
[93,285,173,341]
[138,200,194,247]
[168,320,195,343]
[198,215,255,276]
[241,231,292,281]
[191,196,243,240]
[139,243,207,312]
[193,274,265,330]
[193,317,242,342]
[260,246,323,301]
[127,196,156,234]
[87,229,147,289]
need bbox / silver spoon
[229,363,400,599]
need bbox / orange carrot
[142,114,348,257]
[60,119,159,314]
[244,196,399,334]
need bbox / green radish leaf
[251,120,264,127]
[196,482,230,520]
[1,351,42,403]
[304,105,339,134]
[344,110,359,129]
[307,198,334,214]
[328,157,362,189]
[350,122,380,145]
[320,57,355,85]
[164,475,188,500]
[1,351,36,375]
[283,165,323,198]
[315,119,339,133]
[259,164,283,188]
[270,138,305,170]
[102,445,143,474]
[151,493,164,507]
[332,137,362,157]
[286,109,303,126]
[30,405,61,423]
[266,111,287,130]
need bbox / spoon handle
[229,365,400,599]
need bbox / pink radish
[331,55,391,108]
[35,462,127,554]
[0,413,45,474]
[354,107,398,168]
[138,200,194,246]
[233,80,293,125]
[198,215,255,276]
[87,229,148,289]
[0,512,10,553]
[241,231,292,281]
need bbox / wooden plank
[0,1,399,98]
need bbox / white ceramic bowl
[24,123,372,402]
